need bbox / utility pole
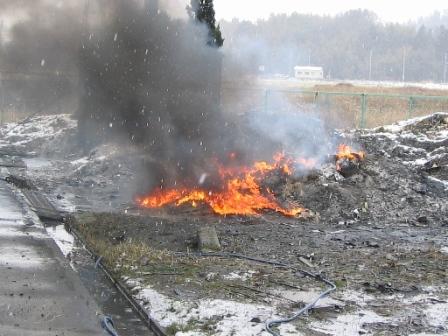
[443,52,447,83]
[402,48,406,82]
[369,49,373,81]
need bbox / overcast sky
[213,0,448,23]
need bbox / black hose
[175,251,336,335]
[266,272,336,336]
[101,315,119,336]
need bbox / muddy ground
[1,113,448,335]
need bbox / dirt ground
[1,113,448,335]
[68,114,448,335]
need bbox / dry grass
[221,81,448,128]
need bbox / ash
[1,113,448,335]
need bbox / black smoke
[78,0,242,189]
[0,0,331,193]
[0,1,81,114]
[1,0,242,189]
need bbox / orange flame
[136,153,306,217]
[335,144,366,171]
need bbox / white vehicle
[294,66,324,80]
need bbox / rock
[334,172,345,182]
[197,226,221,252]
[417,216,428,224]
[250,317,262,323]
[386,253,398,262]
[337,158,360,177]
[139,256,150,266]
[412,183,428,195]
[205,272,218,281]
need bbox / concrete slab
[21,189,62,221]
[0,181,106,336]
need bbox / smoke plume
[1,0,334,193]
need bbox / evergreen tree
[189,0,224,47]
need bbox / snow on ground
[45,225,75,257]
[311,310,390,336]
[0,114,78,156]
[311,289,448,336]
[260,78,448,91]
[360,113,448,181]
[124,278,302,336]
[0,114,76,145]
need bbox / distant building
[294,66,324,80]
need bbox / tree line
[220,10,448,82]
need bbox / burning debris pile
[136,153,306,217]
[334,144,366,177]
[136,146,366,217]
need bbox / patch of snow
[23,157,52,169]
[127,279,302,335]
[311,310,390,336]
[427,176,448,190]
[223,271,256,282]
[414,158,428,166]
[271,288,343,308]
[337,290,376,307]
[71,157,89,166]
[419,301,448,328]
[381,114,435,133]
[2,114,77,147]
[45,225,75,257]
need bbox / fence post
[313,91,319,104]
[407,96,414,119]
[359,93,367,128]
[264,89,269,114]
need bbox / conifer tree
[189,0,224,47]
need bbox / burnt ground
[1,113,448,335]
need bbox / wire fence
[221,88,448,129]
[2,86,448,129]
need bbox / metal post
[360,94,367,129]
[402,48,406,82]
[264,90,269,114]
[444,53,447,84]
[408,97,414,119]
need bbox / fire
[335,144,366,172]
[136,153,305,217]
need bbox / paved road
[0,179,106,336]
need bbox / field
[221,79,448,129]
